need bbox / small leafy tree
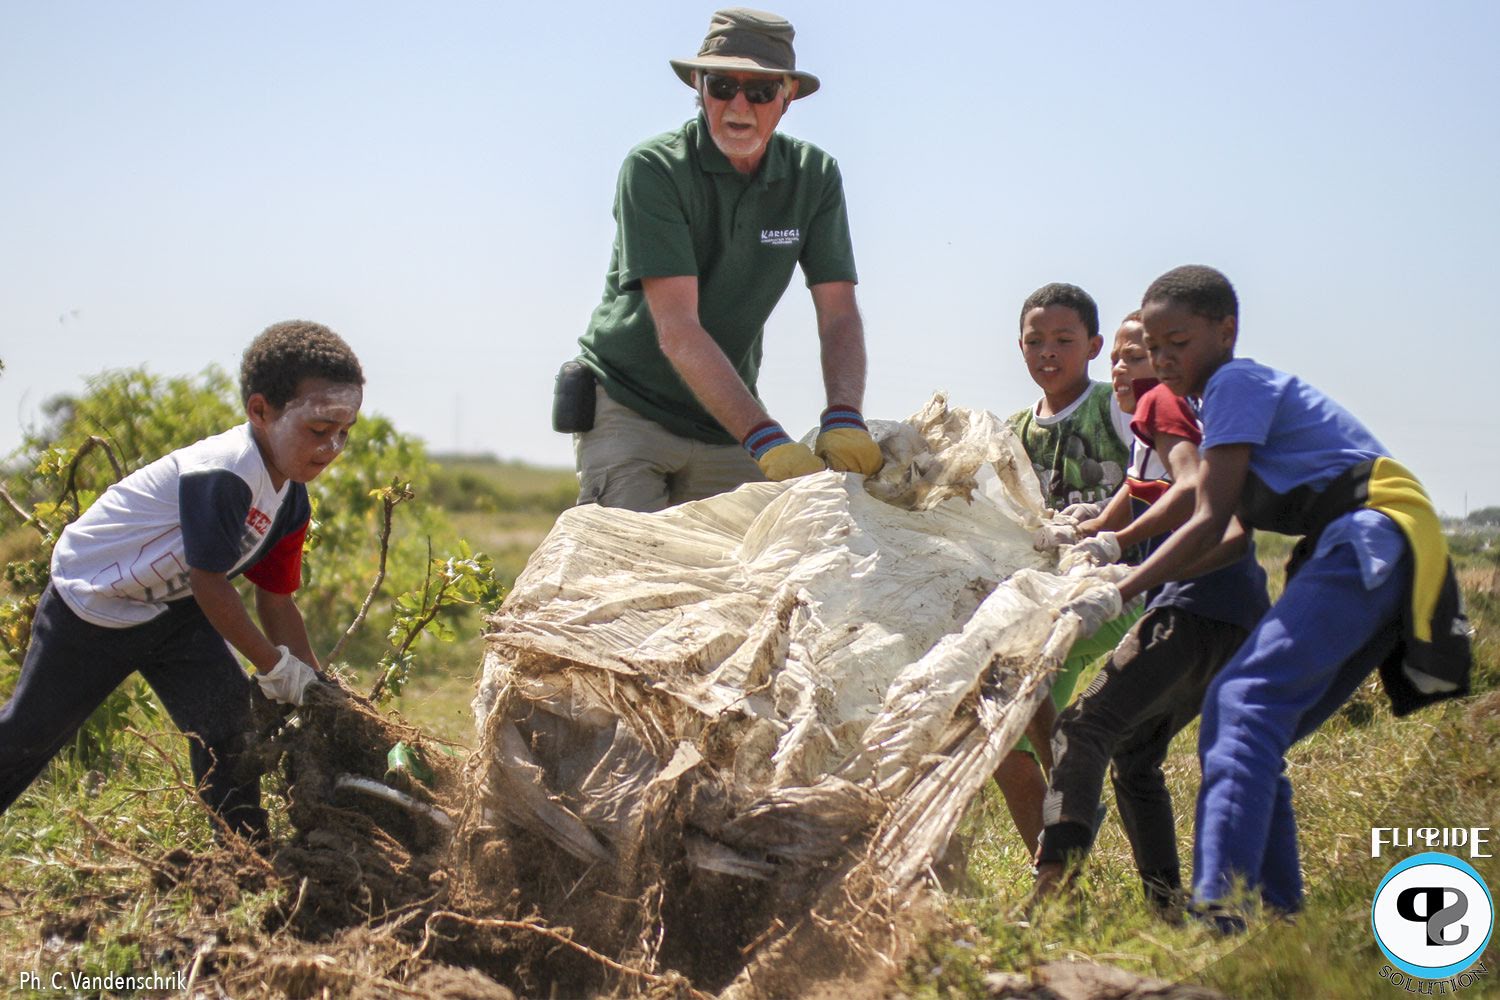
[370,539,503,702]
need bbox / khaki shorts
[574,387,764,512]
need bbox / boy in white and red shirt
[0,320,363,839]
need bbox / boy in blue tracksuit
[1062,265,1471,923]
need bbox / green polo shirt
[577,115,859,445]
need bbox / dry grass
[1,467,1495,997]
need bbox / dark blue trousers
[0,585,265,837]
[1193,517,1407,912]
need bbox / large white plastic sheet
[469,394,1120,890]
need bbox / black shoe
[1190,901,1247,935]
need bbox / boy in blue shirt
[0,321,365,840]
[1065,266,1471,923]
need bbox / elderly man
[557,7,880,512]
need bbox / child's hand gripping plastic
[1058,530,1122,573]
[1058,582,1124,638]
[1032,509,1082,552]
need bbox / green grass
[1,469,1496,996]
[427,452,577,517]
[903,537,1500,997]
[0,728,291,991]
[0,453,577,989]
[386,659,481,746]
[915,701,1498,997]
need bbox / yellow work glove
[744,421,826,482]
[758,442,825,481]
[813,406,884,476]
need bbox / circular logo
[1372,851,1494,980]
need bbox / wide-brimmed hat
[669,8,820,99]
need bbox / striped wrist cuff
[820,406,867,433]
[742,420,793,460]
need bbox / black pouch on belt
[551,360,597,433]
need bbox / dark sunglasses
[702,73,784,105]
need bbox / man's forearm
[643,275,773,441]
[818,311,866,410]
[657,318,770,440]
[188,568,280,672]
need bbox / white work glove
[1033,521,1080,552]
[1058,583,1124,639]
[1082,561,1133,586]
[1032,508,1083,552]
[1060,502,1103,523]
[1058,531,1123,573]
[255,646,319,706]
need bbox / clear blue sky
[3,1,1496,515]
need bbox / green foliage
[1465,505,1500,527]
[427,453,577,515]
[18,368,242,498]
[1446,530,1497,561]
[291,410,458,669]
[369,540,504,703]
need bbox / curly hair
[1141,266,1239,323]
[1019,283,1100,338]
[239,320,364,407]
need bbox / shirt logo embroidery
[247,508,272,534]
[760,228,800,247]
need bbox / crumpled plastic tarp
[467,394,1121,889]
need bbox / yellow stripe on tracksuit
[1364,457,1448,644]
